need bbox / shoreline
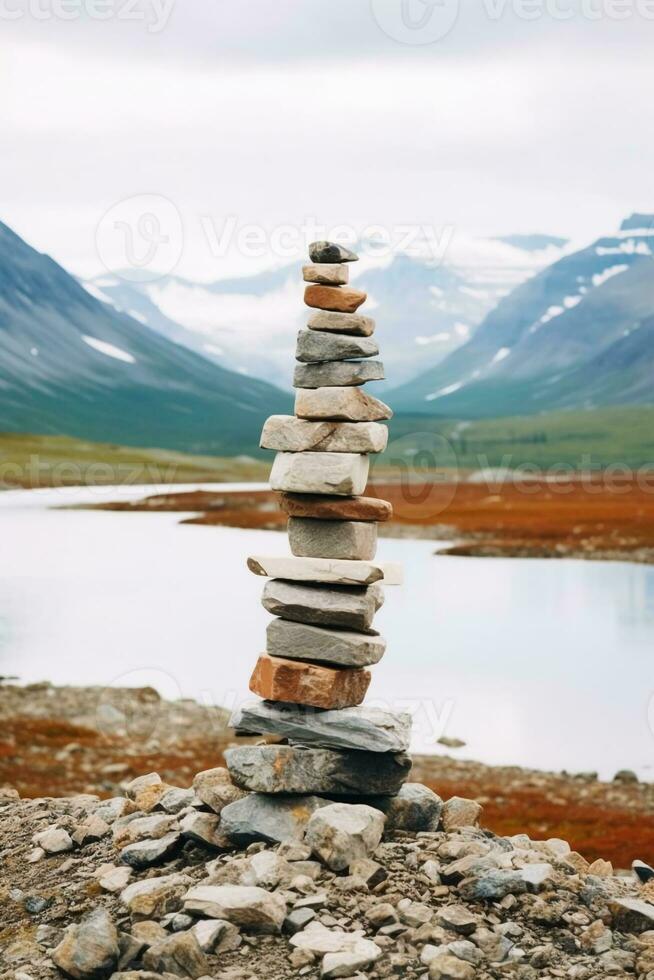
[62,478,654,565]
[2,682,652,869]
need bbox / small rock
[72,815,110,847]
[580,919,613,954]
[307,309,374,336]
[308,241,358,264]
[303,262,349,285]
[157,787,196,814]
[191,918,240,953]
[33,826,74,855]
[261,416,387,455]
[267,616,384,666]
[441,797,482,831]
[225,745,410,796]
[179,811,228,850]
[428,951,475,979]
[349,857,387,888]
[97,866,133,894]
[142,931,208,978]
[269,449,370,497]
[294,359,384,389]
[519,863,555,892]
[304,284,366,315]
[248,655,371,711]
[121,831,182,869]
[284,907,316,935]
[321,938,382,977]
[371,783,443,832]
[220,792,331,845]
[183,885,287,933]
[587,858,613,876]
[52,909,119,980]
[192,768,246,814]
[458,869,527,901]
[366,903,399,929]
[295,387,392,423]
[287,518,378,563]
[295,329,378,365]
[120,874,192,920]
[436,906,479,936]
[613,769,639,784]
[609,897,654,933]
[232,700,408,754]
[305,802,385,871]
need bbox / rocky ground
[1,683,653,872]
[3,762,654,980]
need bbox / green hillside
[385,406,654,472]
[0,432,269,489]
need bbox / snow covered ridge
[82,336,136,364]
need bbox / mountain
[88,235,565,388]
[390,215,654,415]
[0,222,291,454]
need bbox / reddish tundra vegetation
[83,474,654,564]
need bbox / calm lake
[1,485,653,781]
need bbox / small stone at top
[309,241,359,264]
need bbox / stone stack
[227,240,412,803]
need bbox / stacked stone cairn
[226,240,414,815]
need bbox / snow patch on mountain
[591,264,629,287]
[82,336,136,364]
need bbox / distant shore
[1,681,652,868]
[71,477,654,565]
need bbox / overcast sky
[2,0,653,280]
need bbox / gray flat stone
[296,386,392,422]
[261,579,382,631]
[120,832,183,870]
[288,517,377,561]
[303,263,349,285]
[230,701,412,753]
[219,793,333,845]
[308,310,375,336]
[366,783,443,832]
[267,617,386,668]
[296,329,378,363]
[309,241,358,263]
[224,745,412,796]
[294,360,385,388]
[260,416,387,454]
[247,554,403,586]
[269,451,369,495]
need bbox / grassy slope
[386,405,654,471]
[2,406,653,490]
[0,432,269,488]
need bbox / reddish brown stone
[279,493,393,523]
[249,654,371,710]
[304,284,367,314]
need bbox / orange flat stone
[279,493,393,523]
[249,654,371,710]
[304,284,367,314]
